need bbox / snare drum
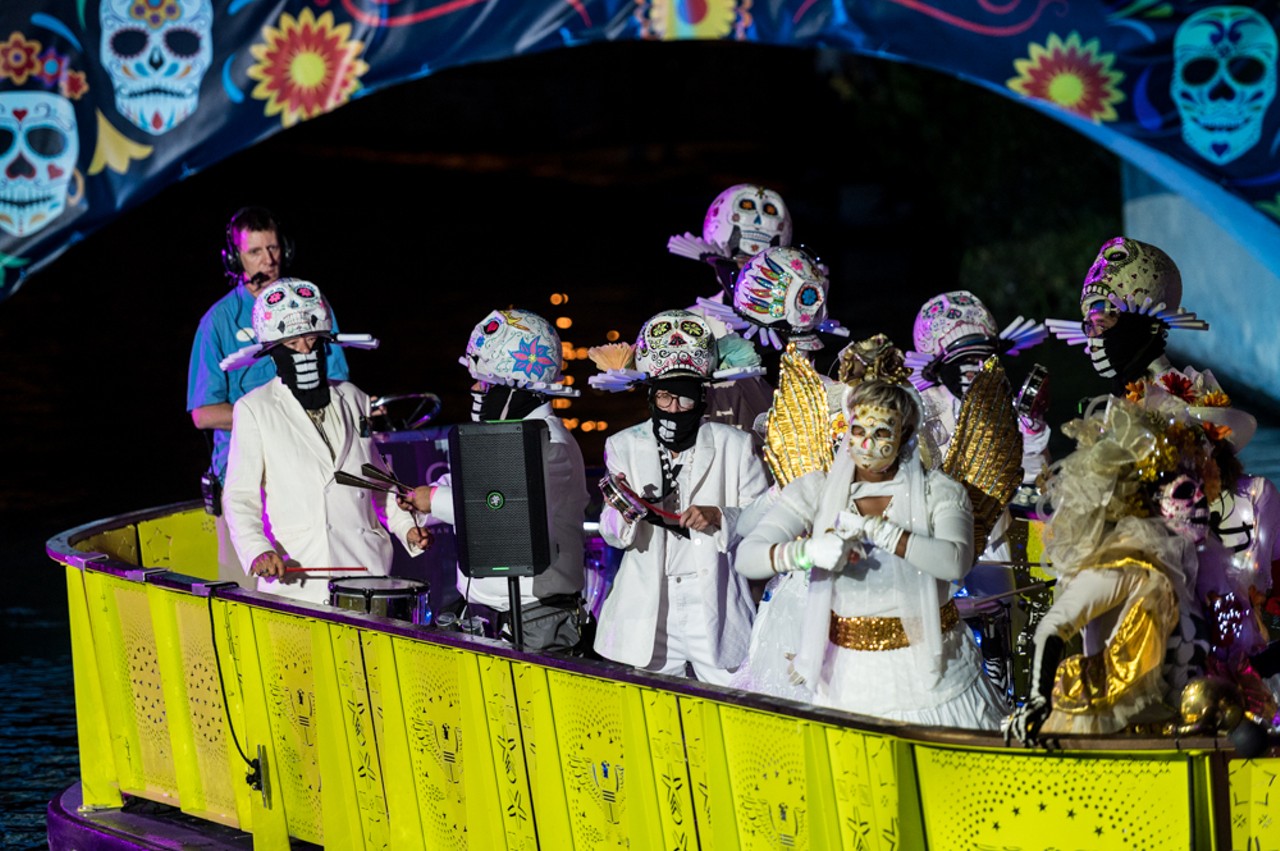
[328,577,431,624]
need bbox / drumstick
[334,470,397,493]
[360,463,415,493]
[284,567,370,573]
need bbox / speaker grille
[449,421,552,577]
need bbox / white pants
[643,574,735,686]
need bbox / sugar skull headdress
[905,290,1046,391]
[693,246,849,351]
[587,308,765,392]
[667,183,793,264]
[461,308,577,397]
[220,278,378,370]
[1045,238,1208,378]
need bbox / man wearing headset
[186,206,350,586]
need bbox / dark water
[0,608,76,850]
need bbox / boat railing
[45,500,1274,850]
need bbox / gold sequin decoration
[828,600,960,651]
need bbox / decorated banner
[2,0,1279,301]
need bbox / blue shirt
[187,284,350,481]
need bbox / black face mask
[270,343,330,411]
[648,378,707,452]
[938,353,991,399]
[1089,313,1167,387]
[477,385,546,422]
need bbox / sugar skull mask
[702,184,792,259]
[0,91,79,238]
[1172,7,1278,166]
[635,309,717,380]
[733,246,828,349]
[463,309,563,388]
[1080,237,1183,336]
[1159,473,1210,544]
[252,278,332,347]
[100,0,214,135]
[848,404,902,474]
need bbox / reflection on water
[0,607,76,850]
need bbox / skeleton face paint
[1160,474,1210,544]
[0,92,79,237]
[1172,7,1278,166]
[702,184,792,258]
[100,0,214,135]
[848,404,902,473]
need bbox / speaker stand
[507,577,525,651]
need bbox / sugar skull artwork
[252,278,332,345]
[702,184,792,258]
[0,92,80,238]
[463,308,564,388]
[634,309,718,380]
[1172,6,1278,165]
[100,0,214,135]
[733,246,829,348]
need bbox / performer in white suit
[590,309,769,684]
[222,278,425,603]
[398,308,590,653]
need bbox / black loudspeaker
[449,420,552,578]
[221,206,295,281]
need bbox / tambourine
[598,473,681,524]
[1015,363,1050,430]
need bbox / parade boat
[45,497,1280,851]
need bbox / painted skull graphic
[100,0,214,135]
[0,91,79,238]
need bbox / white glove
[834,510,872,540]
[805,530,856,570]
[863,515,905,553]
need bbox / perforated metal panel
[111,577,177,798]
[393,639,468,851]
[254,610,324,844]
[826,727,908,851]
[547,671,630,849]
[916,748,1192,849]
[721,706,811,849]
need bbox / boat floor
[47,783,320,850]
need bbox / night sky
[1,40,1126,610]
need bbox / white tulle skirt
[728,571,814,703]
[813,619,1006,731]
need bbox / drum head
[328,576,427,596]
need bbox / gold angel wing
[941,357,1024,556]
[764,343,836,487]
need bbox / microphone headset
[221,206,296,284]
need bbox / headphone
[221,206,296,283]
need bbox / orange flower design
[0,32,42,86]
[1008,32,1125,123]
[1202,422,1233,443]
[247,9,369,128]
[1125,381,1146,404]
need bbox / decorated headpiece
[587,308,765,392]
[667,183,793,264]
[1045,238,1208,373]
[0,29,90,238]
[905,290,1046,391]
[220,278,378,370]
[460,308,577,397]
[693,246,849,351]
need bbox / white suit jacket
[594,421,768,667]
[223,379,420,603]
